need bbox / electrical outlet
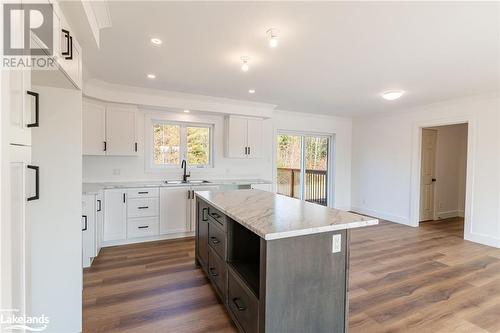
[332,234,342,253]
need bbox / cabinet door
[159,187,189,234]
[82,101,106,155]
[226,117,248,158]
[95,193,104,256]
[197,200,209,270]
[8,69,33,146]
[105,106,137,156]
[82,195,96,264]
[246,118,263,158]
[103,190,127,241]
[4,145,32,315]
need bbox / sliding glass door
[276,133,330,206]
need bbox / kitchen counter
[196,189,378,240]
[82,179,272,195]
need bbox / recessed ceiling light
[150,38,162,45]
[147,74,156,79]
[248,89,255,94]
[240,56,250,72]
[183,109,190,113]
[381,90,405,101]
[267,28,280,48]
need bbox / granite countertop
[82,179,272,194]
[196,189,378,240]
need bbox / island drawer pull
[202,208,209,221]
[138,226,149,229]
[211,212,221,219]
[232,298,247,311]
[210,237,220,245]
[138,191,148,194]
[209,267,218,277]
[138,206,149,209]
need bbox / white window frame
[146,118,214,170]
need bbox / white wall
[82,100,354,210]
[432,124,468,219]
[351,94,500,247]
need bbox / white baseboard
[436,210,461,219]
[350,206,411,226]
[102,231,195,248]
[465,232,500,248]
[457,210,465,217]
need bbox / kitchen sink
[163,180,211,184]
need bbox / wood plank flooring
[83,217,500,332]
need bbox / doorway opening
[276,132,333,207]
[419,123,468,236]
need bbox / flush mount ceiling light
[147,73,156,79]
[150,38,162,45]
[381,90,405,101]
[183,109,190,113]
[240,56,251,72]
[267,28,280,48]
[248,89,256,94]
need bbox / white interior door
[420,129,437,221]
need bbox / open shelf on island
[228,219,261,297]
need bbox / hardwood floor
[83,217,500,333]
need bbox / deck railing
[276,168,328,206]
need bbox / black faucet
[181,159,190,183]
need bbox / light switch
[332,234,342,253]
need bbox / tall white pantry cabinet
[1,1,84,331]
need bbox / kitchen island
[195,189,378,333]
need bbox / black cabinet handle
[232,298,247,311]
[248,147,251,155]
[202,208,208,221]
[26,91,39,128]
[210,236,220,245]
[432,178,437,182]
[103,141,107,152]
[138,191,148,194]
[138,206,149,209]
[27,165,39,201]
[82,215,87,231]
[134,142,138,152]
[244,147,248,155]
[61,29,70,56]
[61,29,73,59]
[187,190,191,199]
[210,212,221,219]
[209,267,218,277]
[138,226,149,229]
[97,199,102,212]
[123,193,126,203]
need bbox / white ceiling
[73,1,499,116]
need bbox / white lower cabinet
[103,189,127,241]
[82,193,104,268]
[160,187,190,234]
[101,185,220,246]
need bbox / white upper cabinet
[225,116,264,159]
[8,69,34,146]
[82,101,106,155]
[82,100,138,156]
[105,106,137,156]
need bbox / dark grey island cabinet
[195,190,378,333]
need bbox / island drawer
[127,188,159,198]
[209,221,227,259]
[228,267,259,333]
[208,206,227,230]
[208,247,227,300]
